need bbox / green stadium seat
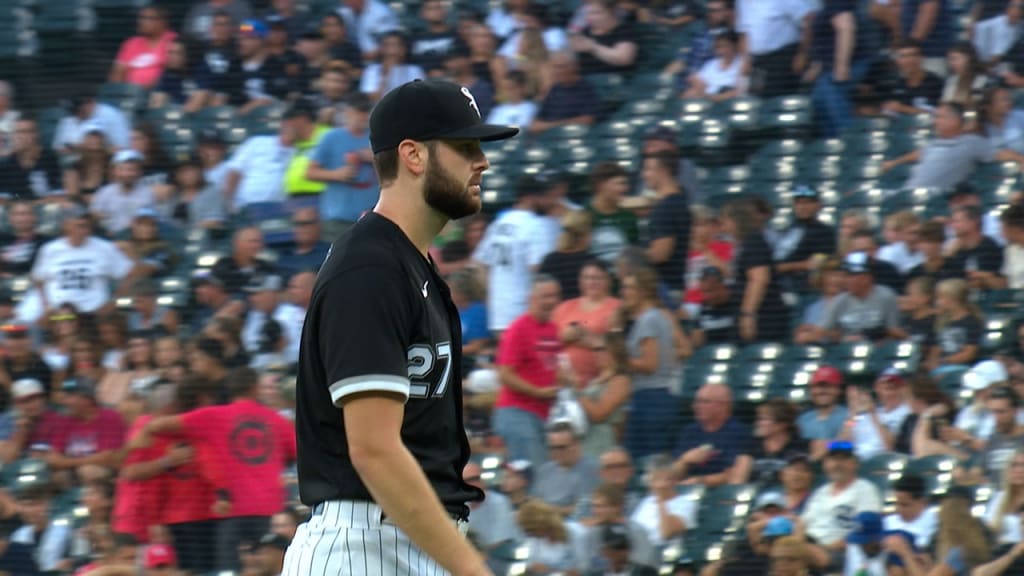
[697,484,757,534]
[978,289,1024,314]
[757,139,804,158]
[903,455,961,497]
[97,82,148,115]
[860,452,908,496]
[737,343,787,363]
[191,106,237,132]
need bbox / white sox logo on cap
[460,86,480,119]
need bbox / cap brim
[438,123,520,142]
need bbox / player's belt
[311,500,469,524]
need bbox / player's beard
[422,152,480,220]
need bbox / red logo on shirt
[229,419,273,465]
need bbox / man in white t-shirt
[843,368,912,460]
[486,70,538,128]
[52,92,132,152]
[473,175,554,334]
[30,208,136,318]
[629,455,697,549]
[802,441,882,572]
[883,474,938,549]
[224,125,295,212]
[274,271,314,366]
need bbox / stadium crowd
[1,0,1024,575]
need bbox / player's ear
[397,140,427,177]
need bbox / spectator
[127,279,178,335]
[721,200,789,343]
[0,201,48,278]
[981,85,1024,158]
[241,273,287,359]
[969,387,1024,484]
[224,122,294,212]
[0,81,18,157]
[497,2,564,72]
[320,14,362,70]
[501,459,533,509]
[576,331,631,459]
[1001,204,1024,288]
[663,0,734,82]
[906,220,961,286]
[462,461,518,570]
[493,275,564,467]
[270,507,301,541]
[235,20,288,112]
[878,211,923,274]
[932,487,993,574]
[53,92,132,153]
[203,316,250,369]
[47,377,126,474]
[30,209,137,318]
[167,155,227,230]
[845,369,912,460]
[585,162,637,265]
[847,230,904,293]
[973,540,1024,575]
[947,204,1004,289]
[929,278,984,373]
[778,455,814,514]
[279,208,331,275]
[66,128,111,198]
[672,383,753,486]
[360,32,425,102]
[486,0,527,42]
[837,209,871,257]
[0,378,64,463]
[185,1,253,43]
[0,117,68,201]
[773,186,838,294]
[819,252,903,343]
[596,522,658,576]
[807,0,869,137]
[955,360,1012,445]
[474,176,551,335]
[191,271,236,332]
[441,46,494,123]
[800,441,882,572]
[620,267,682,459]
[486,70,538,127]
[539,212,592,301]
[410,0,462,74]
[630,454,696,549]
[116,209,178,281]
[643,152,691,294]
[683,29,746,101]
[986,448,1024,546]
[278,100,328,198]
[140,367,296,571]
[691,267,740,347]
[210,227,275,298]
[750,399,809,487]
[881,40,945,116]
[942,42,989,106]
[517,499,579,573]
[843,511,915,576]
[793,257,845,344]
[901,0,954,73]
[150,39,208,113]
[715,508,788,576]
[570,0,638,76]
[263,0,310,42]
[682,206,732,314]
[129,123,173,194]
[573,447,640,521]
[948,182,1006,244]
[551,259,620,383]
[901,276,937,351]
[110,6,177,89]
[532,422,599,516]
[90,151,156,236]
[796,365,848,454]
[899,375,959,456]
[188,337,231,391]
[735,0,814,98]
[11,482,73,572]
[973,0,1022,64]
[309,61,354,123]
[528,51,598,135]
[193,10,244,106]
[336,0,400,62]
[252,533,287,576]
[884,474,938,548]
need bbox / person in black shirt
[0,201,48,278]
[262,2,311,43]
[905,220,961,288]
[411,0,463,75]
[773,186,837,294]
[901,276,937,352]
[0,118,66,201]
[287,80,517,575]
[320,13,363,72]
[722,200,790,343]
[750,399,810,487]
[693,267,739,346]
[570,0,638,75]
[538,211,592,301]
[930,278,984,370]
[949,204,1005,288]
[235,20,289,111]
[643,152,691,294]
[193,10,244,105]
[848,230,905,293]
[0,325,54,395]
[210,227,277,299]
[882,39,944,115]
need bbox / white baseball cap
[963,360,1009,391]
[12,378,44,400]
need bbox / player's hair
[917,220,946,243]
[373,140,439,187]
[227,366,260,399]
[1002,203,1024,230]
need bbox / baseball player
[284,79,518,576]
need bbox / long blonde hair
[935,279,983,330]
[936,495,991,566]
[557,210,592,252]
[992,449,1024,532]
[517,499,568,542]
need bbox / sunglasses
[293,220,318,226]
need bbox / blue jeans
[493,407,547,468]
[811,60,870,138]
[623,387,679,463]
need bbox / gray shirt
[626,308,677,391]
[532,457,600,509]
[906,134,995,189]
[186,184,227,228]
[823,285,901,340]
[467,491,519,548]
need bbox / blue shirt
[460,301,489,343]
[901,0,952,57]
[797,405,849,441]
[280,241,331,275]
[673,418,754,476]
[537,80,599,122]
[312,127,378,222]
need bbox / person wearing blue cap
[235,19,289,110]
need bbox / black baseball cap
[369,79,519,153]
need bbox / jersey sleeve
[319,264,415,405]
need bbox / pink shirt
[115,31,177,88]
[55,408,126,457]
[495,314,561,419]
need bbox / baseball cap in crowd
[754,491,786,512]
[947,182,979,200]
[786,452,811,467]
[878,366,908,386]
[826,440,856,458]
[963,359,1009,391]
[811,365,843,387]
[245,273,284,294]
[198,128,225,146]
[192,268,227,289]
[505,460,533,484]
[258,533,291,552]
[643,123,678,143]
[368,79,519,153]
[762,516,794,538]
[700,266,724,282]
[144,544,177,569]
[792,185,819,200]
[134,207,159,220]
[62,377,96,398]
[112,149,144,165]
[842,251,872,275]
[239,19,268,39]
[514,174,550,199]
[846,511,884,545]
[1,323,29,338]
[81,121,105,137]
[601,523,631,550]
[12,379,44,401]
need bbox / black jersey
[295,212,482,518]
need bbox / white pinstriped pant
[282,500,468,576]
